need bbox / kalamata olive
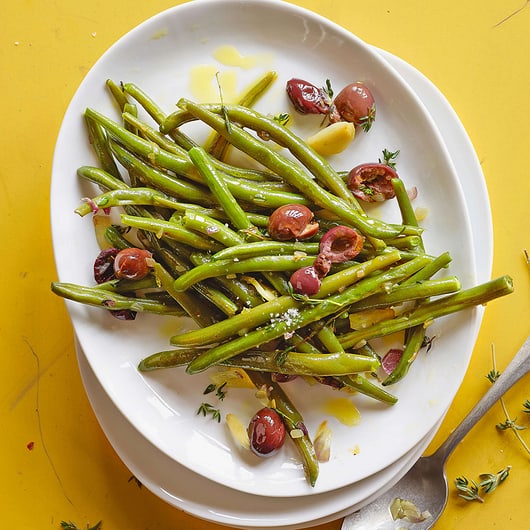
[289,266,322,296]
[93,247,120,284]
[248,407,286,457]
[268,204,319,241]
[271,372,298,383]
[114,247,153,280]
[332,82,376,131]
[347,162,398,202]
[318,226,364,263]
[312,253,331,279]
[286,78,331,115]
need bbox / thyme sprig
[273,112,290,126]
[488,345,530,456]
[379,148,400,169]
[215,71,232,134]
[454,466,511,502]
[197,402,222,422]
[60,522,102,530]
[454,476,483,502]
[523,399,530,414]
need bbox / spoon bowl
[342,335,530,529]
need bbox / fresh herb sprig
[273,112,290,126]
[488,345,530,455]
[454,466,511,502]
[60,521,102,530]
[197,402,222,422]
[215,71,232,134]
[204,381,228,400]
[379,148,400,169]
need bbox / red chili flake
[26,441,35,450]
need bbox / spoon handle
[434,335,530,462]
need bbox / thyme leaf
[324,78,334,99]
[60,522,102,530]
[454,476,484,503]
[379,148,400,168]
[478,466,511,493]
[197,402,222,422]
[273,112,290,126]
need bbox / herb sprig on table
[454,466,511,503]
[488,345,530,456]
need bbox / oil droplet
[189,65,238,103]
[213,44,272,69]
[323,397,361,426]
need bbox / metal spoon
[341,335,530,530]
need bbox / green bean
[171,252,401,347]
[165,103,355,204]
[338,374,398,405]
[123,111,189,156]
[123,101,138,135]
[120,214,220,252]
[122,82,167,124]
[247,371,319,487]
[189,252,265,308]
[211,104,357,205]
[339,275,514,349]
[186,256,430,373]
[109,140,213,205]
[175,99,417,240]
[173,254,316,292]
[383,235,423,250]
[50,282,184,316]
[188,146,256,232]
[106,79,129,111]
[84,114,121,179]
[74,188,186,216]
[212,241,320,261]
[87,107,310,208]
[401,251,452,285]
[96,275,158,293]
[382,325,426,386]
[103,225,135,250]
[139,348,378,376]
[204,71,278,159]
[392,177,424,250]
[182,210,245,247]
[314,322,346,354]
[390,177,428,379]
[152,262,224,327]
[166,123,282,183]
[349,276,461,312]
[123,110,279,185]
[78,165,129,191]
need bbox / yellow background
[2,0,529,528]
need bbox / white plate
[51,0,481,497]
[72,46,491,529]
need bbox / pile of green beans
[51,75,513,486]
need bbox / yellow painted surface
[2,1,529,529]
